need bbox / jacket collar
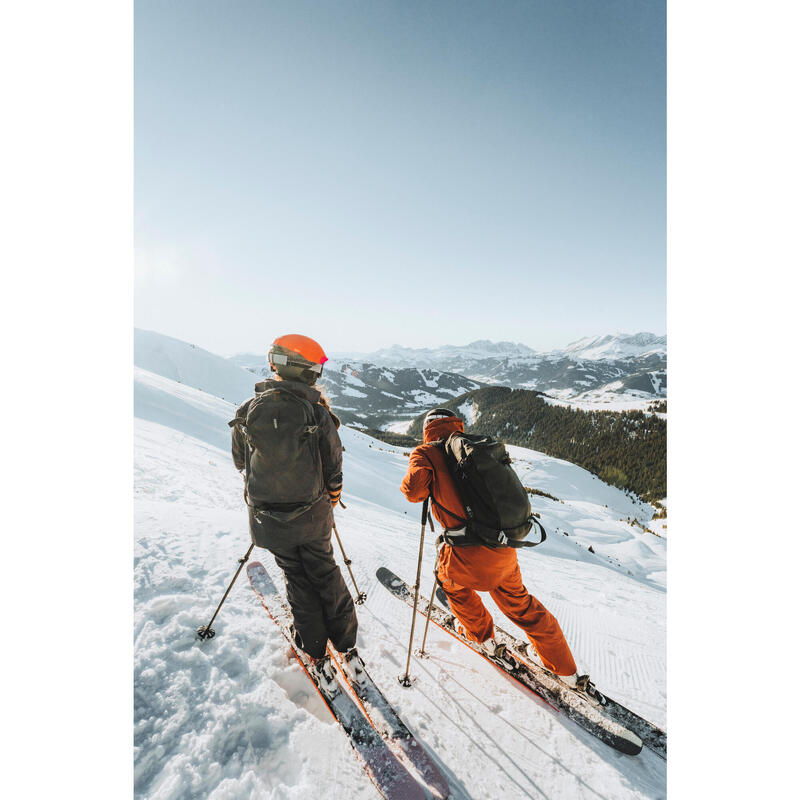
[254,378,321,404]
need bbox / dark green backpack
[436,432,546,548]
[232,385,325,521]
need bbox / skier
[400,407,590,691]
[231,333,362,689]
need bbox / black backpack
[230,385,325,521]
[434,432,546,549]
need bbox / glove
[329,486,342,508]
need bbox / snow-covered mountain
[354,340,537,367]
[139,327,665,445]
[230,352,481,429]
[332,333,666,402]
[134,330,666,799]
[560,332,666,361]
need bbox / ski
[247,562,427,800]
[377,566,644,757]
[434,583,666,759]
[328,647,451,800]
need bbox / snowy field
[541,392,665,415]
[134,336,666,799]
[381,419,415,435]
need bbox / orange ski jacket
[400,415,519,587]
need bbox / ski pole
[197,543,255,641]
[399,497,429,687]
[332,519,367,604]
[416,520,441,659]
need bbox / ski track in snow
[134,366,666,799]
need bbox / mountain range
[344,332,665,367]
[229,352,481,429]
[330,333,666,401]
[236,332,666,415]
[134,329,666,442]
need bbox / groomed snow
[135,364,666,799]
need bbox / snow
[341,386,369,398]
[404,389,443,407]
[135,328,257,403]
[381,419,414,435]
[345,341,536,368]
[542,393,663,414]
[134,367,236,451]
[458,399,479,425]
[135,352,666,799]
[341,334,664,370]
[649,372,664,394]
[416,368,438,389]
[560,333,666,362]
[344,370,367,388]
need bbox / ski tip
[376,567,403,589]
[247,561,276,597]
[611,727,643,756]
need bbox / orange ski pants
[437,545,577,676]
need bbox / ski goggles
[268,351,324,374]
[424,408,456,426]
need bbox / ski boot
[309,654,341,699]
[340,646,368,688]
[558,672,607,707]
[513,640,543,666]
[478,637,518,669]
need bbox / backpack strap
[230,387,325,518]
[507,516,547,548]
[228,414,253,508]
[430,495,548,548]
[429,494,470,527]
[266,383,320,435]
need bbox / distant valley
[232,332,667,431]
[229,354,482,430]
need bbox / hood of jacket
[423,414,465,443]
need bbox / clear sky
[135,0,665,356]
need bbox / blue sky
[135,0,665,356]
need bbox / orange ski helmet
[268,334,328,384]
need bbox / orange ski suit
[400,414,577,676]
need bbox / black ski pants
[267,535,358,659]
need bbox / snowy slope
[135,327,257,403]
[134,365,666,799]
